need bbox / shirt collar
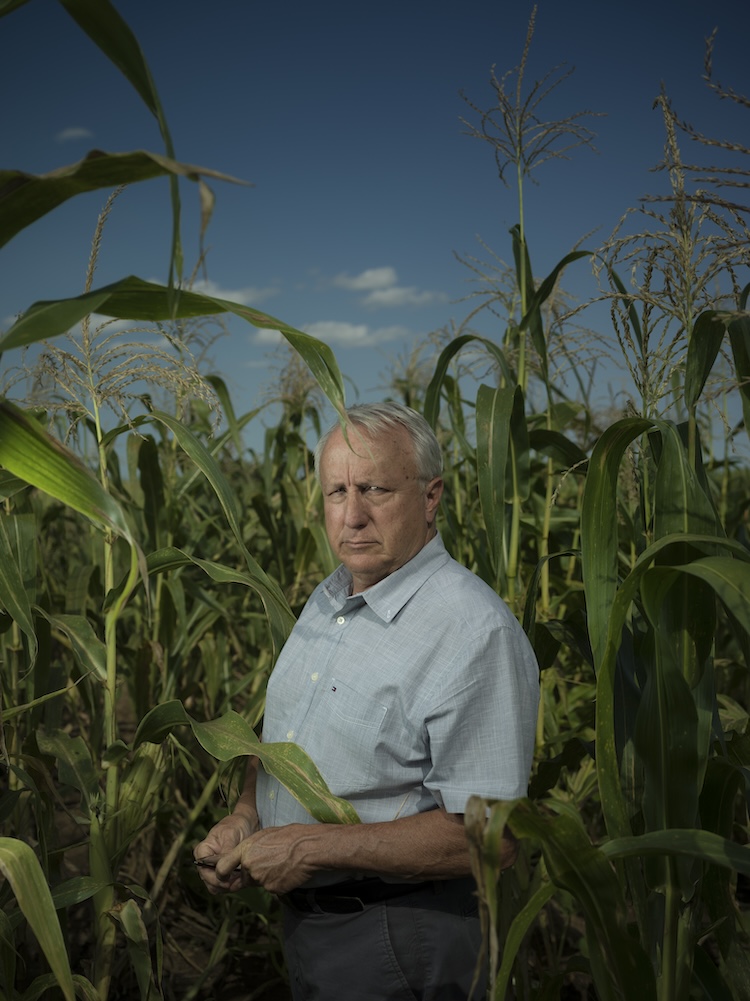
[322,534,449,621]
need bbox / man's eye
[366,486,386,493]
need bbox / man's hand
[218,824,317,894]
[193,810,258,894]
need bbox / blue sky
[2,0,748,439]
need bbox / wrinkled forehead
[320,423,418,475]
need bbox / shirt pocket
[309,677,389,795]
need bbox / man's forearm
[302,808,472,880]
[221,808,517,893]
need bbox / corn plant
[0,2,354,998]
[460,19,750,1001]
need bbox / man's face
[319,425,443,593]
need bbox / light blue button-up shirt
[256,535,539,832]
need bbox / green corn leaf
[0,514,37,665]
[493,882,557,1001]
[681,557,750,634]
[512,227,591,382]
[0,686,74,723]
[4,877,106,932]
[36,728,99,810]
[528,428,587,468]
[423,335,512,428]
[36,611,107,681]
[110,899,156,1001]
[507,800,656,1001]
[134,546,296,658]
[684,310,728,411]
[594,536,750,842]
[134,700,360,826]
[0,469,28,499]
[0,278,346,420]
[635,572,703,893]
[728,310,750,436]
[651,422,721,540]
[507,385,530,504]
[0,838,76,1001]
[581,416,653,672]
[58,0,188,288]
[0,400,134,544]
[638,566,715,810]
[601,828,750,875]
[476,383,515,586]
[0,151,241,253]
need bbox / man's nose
[343,491,368,527]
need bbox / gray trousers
[281,878,487,1000]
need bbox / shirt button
[311,672,319,682]
[336,615,345,625]
[286,730,295,740]
[268,790,275,800]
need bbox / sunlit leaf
[0,838,76,1001]
[134,700,360,825]
[0,401,134,544]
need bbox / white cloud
[333,267,397,292]
[254,328,283,345]
[56,127,93,142]
[253,321,413,349]
[304,321,371,346]
[331,266,445,309]
[191,277,279,306]
[363,287,446,308]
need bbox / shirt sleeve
[422,622,539,812]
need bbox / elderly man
[195,402,539,1000]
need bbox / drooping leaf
[0,151,241,252]
[424,335,512,428]
[138,546,296,658]
[37,611,107,681]
[133,700,360,825]
[0,278,346,420]
[0,838,76,1001]
[0,400,135,544]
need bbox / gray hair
[313,402,443,482]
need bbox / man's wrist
[233,793,259,828]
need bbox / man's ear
[425,477,444,520]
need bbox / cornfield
[1,3,749,1000]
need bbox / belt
[281,877,439,914]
